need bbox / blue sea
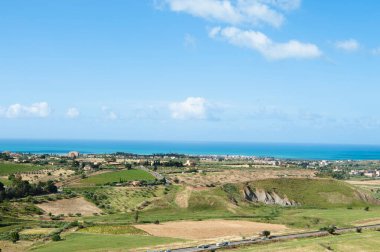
[1,139,380,160]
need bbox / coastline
[1,139,380,161]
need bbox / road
[138,165,165,180]
[151,223,380,252]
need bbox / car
[216,241,230,247]
[197,244,210,249]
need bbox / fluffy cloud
[0,102,51,118]
[262,0,301,10]
[170,97,217,120]
[163,0,302,28]
[101,106,118,120]
[66,107,80,118]
[210,26,321,60]
[335,39,360,52]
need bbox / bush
[51,233,61,241]
[262,230,271,238]
[10,231,19,243]
[320,225,337,234]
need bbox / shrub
[262,230,271,238]
[51,233,61,241]
[10,231,19,243]
[320,225,337,234]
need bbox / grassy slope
[246,178,370,208]
[0,177,11,186]
[83,179,380,229]
[0,163,49,176]
[232,230,380,252]
[80,169,155,185]
[31,233,181,252]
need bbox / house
[184,160,196,167]
[364,171,376,178]
[131,181,142,187]
[83,165,93,172]
[68,151,80,158]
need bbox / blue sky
[1,0,380,144]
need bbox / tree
[125,163,132,170]
[0,182,5,202]
[262,230,271,238]
[52,233,61,241]
[134,211,139,223]
[10,231,19,243]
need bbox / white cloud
[163,0,301,28]
[170,97,209,120]
[335,39,360,52]
[210,26,321,60]
[261,0,301,10]
[101,106,118,120]
[66,107,80,118]
[0,102,51,118]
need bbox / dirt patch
[0,240,33,252]
[37,197,101,216]
[346,180,380,186]
[135,220,289,240]
[170,169,315,187]
[20,168,75,183]
[175,187,192,208]
[354,218,380,225]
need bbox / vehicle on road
[197,244,210,249]
[216,241,230,247]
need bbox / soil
[135,220,289,240]
[37,197,101,216]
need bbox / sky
[1,0,380,144]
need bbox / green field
[232,230,380,252]
[32,233,181,252]
[0,177,11,186]
[80,169,156,185]
[0,163,49,176]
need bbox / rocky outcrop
[243,186,298,206]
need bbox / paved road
[151,223,380,252]
[138,165,165,180]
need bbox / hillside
[242,178,377,208]
[171,178,377,213]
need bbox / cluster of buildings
[349,169,380,178]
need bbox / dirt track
[135,220,288,240]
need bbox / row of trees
[0,175,57,202]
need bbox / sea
[1,139,380,161]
